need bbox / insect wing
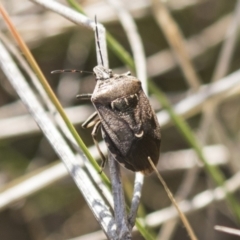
[94,89,161,174]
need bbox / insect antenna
[94,15,104,66]
[51,69,93,75]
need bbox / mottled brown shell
[92,65,161,175]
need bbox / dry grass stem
[151,0,201,90]
[0,1,240,239]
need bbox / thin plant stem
[148,157,198,240]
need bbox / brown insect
[52,17,161,174]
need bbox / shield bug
[52,18,161,175]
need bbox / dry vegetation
[0,0,240,239]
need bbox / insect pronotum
[52,17,161,175]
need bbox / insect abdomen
[103,128,160,175]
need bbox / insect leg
[92,120,107,172]
[76,93,92,100]
[82,111,99,128]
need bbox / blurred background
[0,0,240,239]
